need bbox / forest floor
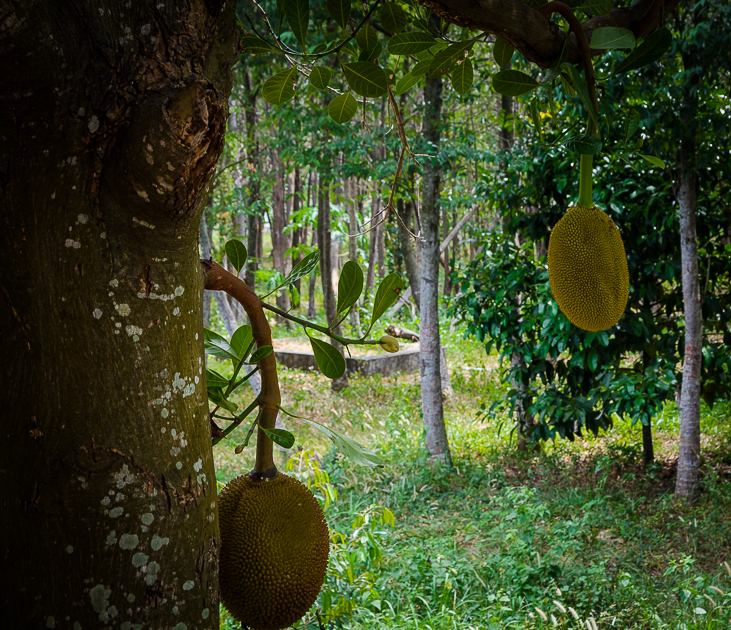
[212,323,731,630]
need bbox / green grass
[214,325,731,630]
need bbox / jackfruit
[548,206,629,332]
[218,471,330,630]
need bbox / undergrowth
[215,326,731,630]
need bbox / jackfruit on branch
[218,472,330,630]
[548,206,629,332]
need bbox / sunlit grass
[214,319,731,629]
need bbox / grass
[213,321,731,630]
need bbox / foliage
[217,354,731,629]
[205,239,404,462]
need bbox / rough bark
[0,1,238,627]
[419,76,452,466]
[418,0,680,68]
[674,47,702,500]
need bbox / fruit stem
[578,153,593,207]
[541,1,599,135]
[201,259,279,478]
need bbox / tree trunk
[318,178,348,390]
[243,70,260,292]
[291,168,302,308]
[346,176,362,333]
[200,210,214,329]
[365,183,382,300]
[419,76,452,466]
[397,197,421,312]
[308,227,318,320]
[0,2,238,627]
[270,139,291,319]
[675,46,702,501]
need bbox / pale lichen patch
[119,533,139,550]
[65,239,81,249]
[93,308,103,319]
[151,534,170,550]
[193,458,203,472]
[132,552,148,568]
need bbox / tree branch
[201,259,279,479]
[417,0,679,67]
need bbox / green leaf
[591,26,635,49]
[529,98,543,137]
[541,40,567,85]
[428,40,474,77]
[388,32,437,55]
[358,41,383,63]
[207,386,238,413]
[248,345,273,364]
[560,73,576,97]
[370,272,403,329]
[326,0,350,30]
[564,135,602,155]
[204,328,238,362]
[493,37,515,68]
[624,109,640,145]
[336,260,364,317]
[224,239,247,274]
[240,35,278,55]
[260,427,295,449]
[562,64,598,129]
[576,0,613,17]
[262,67,298,105]
[303,418,383,467]
[282,0,309,50]
[309,337,346,379]
[205,368,229,389]
[342,62,388,98]
[309,65,332,90]
[614,27,672,75]
[395,69,423,95]
[328,91,358,124]
[380,1,407,33]
[355,22,378,51]
[451,57,473,94]
[230,325,254,360]
[637,153,665,169]
[492,69,539,97]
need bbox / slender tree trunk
[318,178,348,389]
[346,176,362,332]
[419,76,452,466]
[243,70,260,292]
[0,1,238,626]
[291,168,302,308]
[397,198,421,312]
[365,183,382,300]
[675,46,702,500]
[200,209,214,329]
[308,227,318,320]
[270,139,291,319]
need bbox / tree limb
[417,0,680,67]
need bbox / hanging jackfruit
[218,471,330,630]
[548,206,629,332]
